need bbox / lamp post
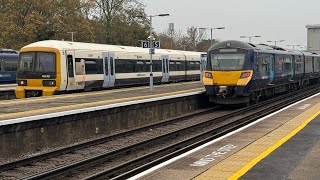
[135,14,170,91]
[67,32,77,42]
[267,40,285,46]
[286,44,301,50]
[240,35,261,43]
[199,27,225,46]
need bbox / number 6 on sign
[142,41,149,48]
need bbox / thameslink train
[16,40,205,98]
[203,40,320,105]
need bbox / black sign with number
[142,41,149,48]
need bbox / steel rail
[20,86,320,180]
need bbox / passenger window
[4,60,17,71]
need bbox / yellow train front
[203,40,254,105]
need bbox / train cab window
[19,53,34,71]
[4,60,17,71]
[36,52,56,72]
[110,57,114,75]
[67,55,74,78]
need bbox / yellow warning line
[0,87,204,120]
[2,81,200,106]
[195,103,320,180]
[228,109,320,180]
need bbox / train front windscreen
[18,52,56,79]
[209,49,247,71]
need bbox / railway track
[0,86,319,180]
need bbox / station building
[306,24,320,53]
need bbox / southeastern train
[0,49,19,83]
[203,40,320,105]
[16,40,205,98]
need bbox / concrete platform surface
[0,84,16,91]
[0,81,204,125]
[131,93,320,180]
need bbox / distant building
[306,24,320,53]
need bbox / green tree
[0,0,94,50]
[93,0,149,45]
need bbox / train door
[291,55,295,80]
[102,52,115,88]
[200,54,207,81]
[65,51,76,90]
[161,55,169,82]
[269,54,275,84]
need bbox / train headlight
[205,72,213,79]
[43,80,56,87]
[18,80,27,86]
[240,72,251,79]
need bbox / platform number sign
[153,41,160,48]
[142,41,149,48]
[141,41,160,49]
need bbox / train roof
[208,40,312,56]
[22,40,202,57]
[0,48,18,54]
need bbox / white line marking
[128,93,320,180]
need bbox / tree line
[0,0,216,52]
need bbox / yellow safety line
[1,81,200,106]
[229,110,320,179]
[0,87,204,119]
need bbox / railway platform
[131,93,320,180]
[0,84,16,100]
[0,81,203,124]
[0,81,206,159]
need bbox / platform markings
[128,93,320,180]
[0,81,200,106]
[228,104,320,180]
[0,88,204,126]
[190,144,237,167]
[298,104,311,110]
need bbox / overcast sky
[142,0,320,49]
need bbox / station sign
[142,41,150,48]
[141,41,161,48]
